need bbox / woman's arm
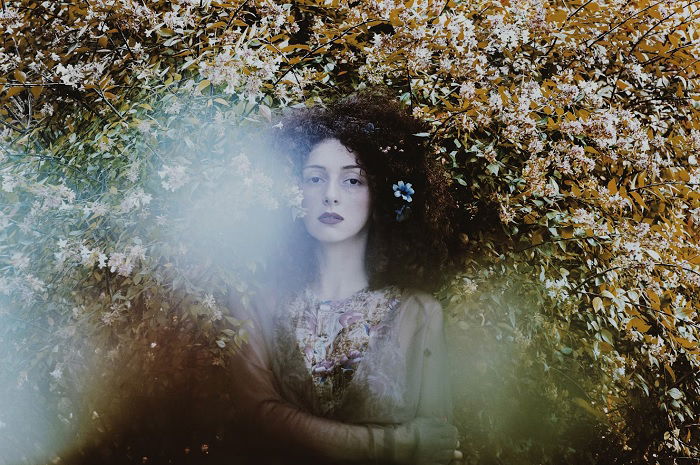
[415,298,454,422]
[228,294,394,463]
[227,291,457,464]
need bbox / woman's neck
[312,231,369,301]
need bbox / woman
[227,88,464,464]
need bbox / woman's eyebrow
[303,164,363,170]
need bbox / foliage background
[1,0,700,464]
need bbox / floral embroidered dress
[269,285,408,421]
[226,285,453,464]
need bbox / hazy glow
[0,307,69,465]
[0,122,305,463]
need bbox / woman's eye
[305,176,322,184]
[345,178,363,186]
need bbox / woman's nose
[323,182,339,205]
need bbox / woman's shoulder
[225,285,283,324]
[395,286,441,306]
[393,286,443,322]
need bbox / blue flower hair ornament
[392,180,414,222]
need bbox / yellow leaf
[646,288,660,310]
[670,33,680,48]
[637,171,646,188]
[547,9,567,23]
[30,86,43,99]
[630,191,647,210]
[4,86,24,98]
[673,336,697,349]
[619,185,629,199]
[626,317,651,333]
[14,69,26,83]
[280,44,311,53]
[524,213,538,224]
[570,183,581,197]
[572,397,607,421]
[197,80,211,92]
[390,9,402,26]
[598,340,614,352]
[607,178,618,195]
[593,297,603,312]
[531,231,543,245]
[664,363,676,382]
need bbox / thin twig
[586,0,667,49]
[610,0,700,102]
[517,233,621,253]
[576,290,700,331]
[628,181,700,193]
[95,88,124,120]
[541,0,597,58]
[242,18,389,121]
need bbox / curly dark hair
[260,86,463,297]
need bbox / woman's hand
[392,416,461,465]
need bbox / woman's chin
[313,234,351,244]
[307,229,354,244]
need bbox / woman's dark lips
[319,212,343,224]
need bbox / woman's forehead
[304,138,360,169]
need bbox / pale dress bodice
[269,285,413,423]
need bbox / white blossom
[50,365,63,380]
[158,164,188,192]
[2,175,18,193]
[202,293,216,309]
[107,252,133,277]
[54,63,86,88]
[10,252,29,270]
[120,188,152,212]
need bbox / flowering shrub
[1,0,699,463]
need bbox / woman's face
[301,138,371,244]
